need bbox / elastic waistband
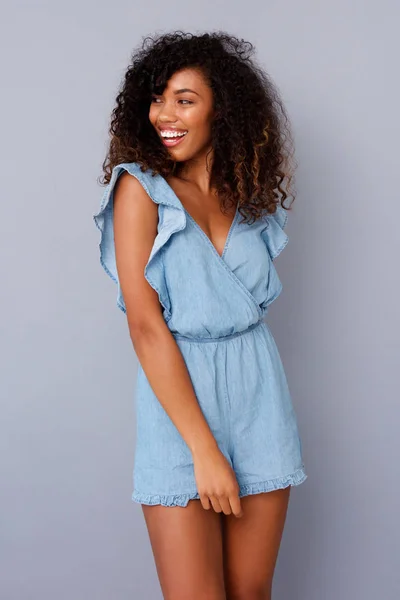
[172,318,264,343]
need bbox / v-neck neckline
[160,174,239,260]
[183,204,239,260]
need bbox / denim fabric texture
[93,162,307,506]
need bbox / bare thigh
[221,487,291,600]
[142,499,226,600]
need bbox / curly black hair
[101,31,297,223]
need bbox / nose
[157,100,178,123]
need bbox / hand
[193,445,243,518]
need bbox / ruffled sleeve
[93,162,186,318]
[260,204,289,261]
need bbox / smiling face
[149,67,216,163]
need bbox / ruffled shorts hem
[131,465,307,508]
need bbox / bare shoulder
[113,169,159,236]
[111,169,162,328]
[113,170,156,214]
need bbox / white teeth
[160,130,188,138]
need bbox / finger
[217,496,232,516]
[209,495,223,513]
[229,493,244,518]
[200,494,211,511]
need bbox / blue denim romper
[93,162,307,507]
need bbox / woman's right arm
[112,172,243,518]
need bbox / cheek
[148,105,158,126]
[188,110,213,137]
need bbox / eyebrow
[174,88,200,96]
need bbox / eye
[178,99,194,105]
[151,96,162,103]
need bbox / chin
[167,148,191,162]
[168,147,206,164]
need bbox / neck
[176,148,215,195]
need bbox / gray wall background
[1,1,399,598]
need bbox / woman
[94,31,307,600]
